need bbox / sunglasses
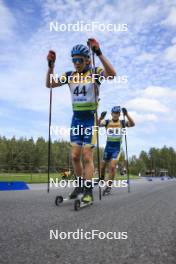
[72,57,84,64]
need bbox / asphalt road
[0,179,176,264]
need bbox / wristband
[93,47,102,56]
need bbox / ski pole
[47,50,56,193]
[122,112,130,193]
[47,85,53,193]
[88,43,102,200]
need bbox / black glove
[87,38,102,56]
[122,107,127,115]
[100,111,107,119]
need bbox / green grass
[0,173,63,183]
[0,172,139,183]
[115,174,139,180]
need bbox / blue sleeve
[121,120,128,127]
[59,71,73,85]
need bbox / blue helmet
[71,44,90,58]
[111,106,121,113]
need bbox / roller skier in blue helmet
[99,106,135,194]
[46,39,116,203]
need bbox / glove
[87,38,102,56]
[122,107,128,115]
[47,50,56,68]
[100,111,107,119]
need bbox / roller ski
[55,186,84,206]
[74,186,93,211]
[102,186,112,196]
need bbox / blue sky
[0,0,176,156]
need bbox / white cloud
[127,86,176,117]
[143,86,176,98]
[130,111,158,123]
[127,98,169,113]
[0,0,15,40]
[142,4,159,18]
[136,52,156,62]
[162,6,176,26]
[171,37,176,44]
[118,46,136,56]
[164,45,176,62]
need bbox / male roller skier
[99,106,135,194]
[46,39,116,203]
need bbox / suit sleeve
[58,71,73,85]
[95,67,105,85]
[99,119,109,127]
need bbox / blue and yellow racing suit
[60,66,104,147]
[100,119,128,161]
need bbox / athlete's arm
[46,50,63,88]
[87,38,116,78]
[98,111,107,125]
[98,54,116,79]
[126,113,135,127]
[122,108,135,127]
[46,67,63,88]
[99,120,108,127]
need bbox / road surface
[0,178,176,264]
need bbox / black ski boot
[69,177,84,199]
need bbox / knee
[110,164,116,173]
[101,162,106,170]
[83,152,92,164]
[71,153,80,163]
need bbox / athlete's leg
[69,145,84,199]
[70,111,84,177]
[108,149,121,186]
[102,147,113,194]
[103,159,117,195]
[80,146,94,203]
[101,160,107,180]
[109,159,118,182]
[101,145,110,180]
[103,150,120,195]
[82,146,94,180]
[71,144,83,177]
[81,113,96,202]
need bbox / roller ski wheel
[55,195,74,206]
[74,199,81,211]
[74,194,93,211]
[103,186,112,196]
[55,196,64,206]
[55,187,84,207]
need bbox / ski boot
[74,182,93,211]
